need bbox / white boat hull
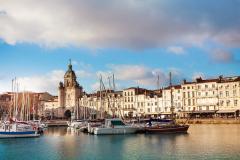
[0,131,40,138]
[93,127,138,135]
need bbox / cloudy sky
[0,0,240,94]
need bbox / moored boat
[0,122,40,138]
[145,122,189,133]
[92,118,139,135]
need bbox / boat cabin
[105,119,125,127]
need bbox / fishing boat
[145,72,190,134]
[92,118,139,135]
[0,121,40,138]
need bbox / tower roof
[64,59,76,79]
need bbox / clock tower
[58,60,83,113]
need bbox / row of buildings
[1,61,240,120]
[51,62,240,119]
[78,76,240,119]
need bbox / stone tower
[58,60,83,111]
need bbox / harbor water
[0,124,240,160]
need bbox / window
[226,91,229,97]
[226,100,230,106]
[233,90,236,96]
[220,100,224,106]
[192,91,195,97]
[212,84,215,88]
[205,92,208,96]
[148,108,150,112]
[183,92,186,98]
[131,97,133,102]
[198,85,201,89]
[219,91,223,97]
[155,102,158,105]
[198,92,201,96]
[188,99,191,106]
[192,99,195,105]
[234,100,237,106]
[205,85,208,88]
[188,92,190,98]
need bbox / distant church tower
[58,60,83,111]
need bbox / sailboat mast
[100,75,102,119]
[10,79,13,118]
[169,72,174,120]
[15,80,19,119]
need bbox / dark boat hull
[145,125,189,134]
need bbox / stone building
[58,60,83,117]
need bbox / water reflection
[1,125,240,160]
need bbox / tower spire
[68,59,72,70]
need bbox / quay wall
[177,118,240,124]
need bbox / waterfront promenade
[177,118,240,124]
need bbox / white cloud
[210,49,234,63]
[0,1,239,49]
[16,70,65,94]
[76,70,93,78]
[0,71,65,94]
[95,64,183,89]
[167,46,185,55]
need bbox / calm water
[0,125,240,160]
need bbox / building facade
[77,75,240,119]
[58,61,83,117]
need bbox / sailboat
[0,78,40,138]
[145,72,189,134]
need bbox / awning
[216,109,239,114]
[180,110,217,114]
[160,112,176,115]
[192,110,217,114]
[145,112,160,115]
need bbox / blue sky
[0,0,240,94]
